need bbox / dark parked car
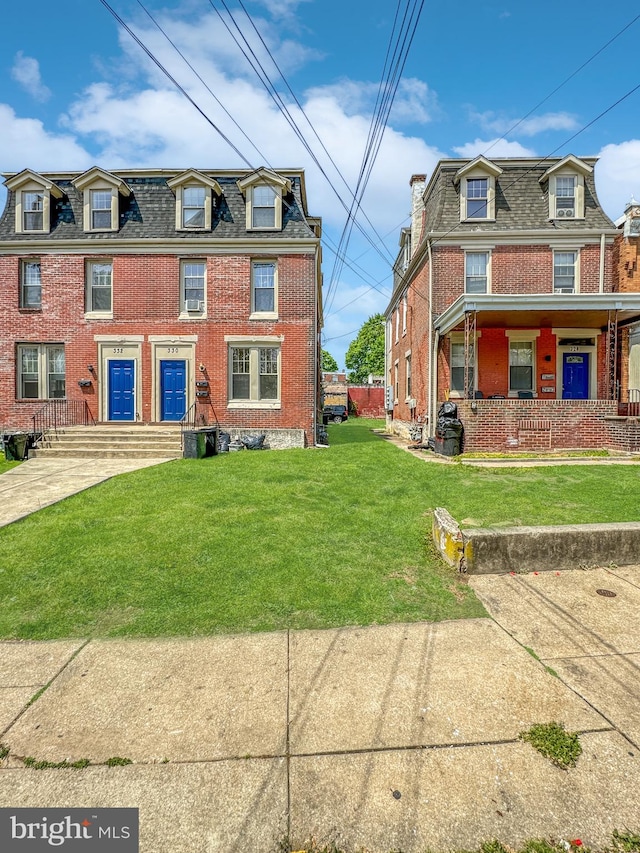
[323,404,348,424]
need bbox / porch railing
[179,402,207,448]
[624,388,640,417]
[32,399,95,438]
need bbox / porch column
[464,309,477,399]
[605,310,619,400]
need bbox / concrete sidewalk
[0,457,174,528]
[1,566,639,852]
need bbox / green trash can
[4,433,29,461]
[183,430,206,459]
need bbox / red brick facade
[385,157,640,452]
[0,168,322,446]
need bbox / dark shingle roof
[0,170,316,242]
[426,157,615,234]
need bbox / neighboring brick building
[385,155,640,452]
[0,166,323,447]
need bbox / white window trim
[81,185,119,232]
[245,183,283,231]
[402,295,407,335]
[17,343,65,400]
[85,259,113,319]
[393,358,399,404]
[506,330,540,397]
[465,250,492,294]
[176,184,210,231]
[394,308,399,343]
[460,174,497,222]
[250,259,278,320]
[553,248,580,294]
[15,185,50,234]
[227,340,282,409]
[404,351,412,401]
[549,172,585,221]
[179,259,207,319]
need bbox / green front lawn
[0,419,638,640]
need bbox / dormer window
[455,157,502,222]
[167,170,221,232]
[72,167,132,233]
[237,168,291,232]
[5,170,64,235]
[182,186,206,228]
[90,190,113,229]
[466,178,489,219]
[252,185,277,228]
[23,191,44,231]
[541,156,592,221]
[555,176,575,218]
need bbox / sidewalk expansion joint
[0,638,91,740]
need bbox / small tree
[345,313,385,384]
[321,349,339,372]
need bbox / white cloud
[595,140,640,220]
[470,109,578,137]
[305,77,437,125]
[452,138,537,158]
[10,52,51,102]
[251,0,312,18]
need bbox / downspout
[427,237,435,436]
[599,232,606,293]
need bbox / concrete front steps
[31,425,183,460]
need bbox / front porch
[455,398,640,453]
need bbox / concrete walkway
[1,565,639,852]
[1,455,639,850]
[0,457,174,528]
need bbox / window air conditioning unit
[185,299,201,312]
[556,208,574,218]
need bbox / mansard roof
[0,167,316,242]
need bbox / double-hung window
[405,354,412,398]
[21,260,42,309]
[22,191,44,231]
[230,345,280,403]
[251,185,277,228]
[553,251,577,293]
[251,261,276,316]
[555,176,576,218]
[17,344,65,399]
[509,341,534,392]
[466,178,489,219]
[86,261,113,314]
[90,190,113,230]
[182,186,206,228]
[181,260,206,314]
[465,252,488,293]
[450,341,475,394]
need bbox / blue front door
[563,353,589,399]
[108,360,135,421]
[160,360,186,421]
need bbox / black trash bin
[441,421,464,456]
[4,433,29,461]
[182,428,218,459]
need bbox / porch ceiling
[435,293,640,335]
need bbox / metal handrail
[179,402,207,447]
[32,399,95,438]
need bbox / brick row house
[0,165,323,448]
[385,155,640,453]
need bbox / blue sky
[2,0,640,368]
